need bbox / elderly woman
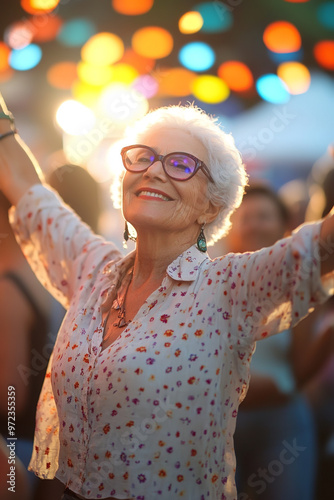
[0,93,333,500]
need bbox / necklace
[112,269,133,328]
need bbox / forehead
[139,127,208,162]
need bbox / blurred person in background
[223,184,334,500]
[47,164,103,236]
[296,162,334,500]
[0,189,57,499]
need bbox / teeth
[139,191,170,201]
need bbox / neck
[131,227,198,287]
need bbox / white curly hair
[111,103,248,246]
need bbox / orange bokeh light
[121,48,155,74]
[0,42,10,72]
[314,40,334,70]
[263,21,302,53]
[32,14,63,42]
[132,27,173,59]
[47,61,78,89]
[158,67,196,96]
[112,0,154,15]
[217,61,253,92]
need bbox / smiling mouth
[136,190,173,201]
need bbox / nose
[143,157,167,180]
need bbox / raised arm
[0,93,42,205]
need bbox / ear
[197,201,221,225]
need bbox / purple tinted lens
[166,154,196,178]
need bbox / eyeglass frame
[120,144,214,183]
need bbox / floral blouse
[9,185,331,500]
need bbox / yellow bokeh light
[277,62,311,94]
[78,61,113,87]
[56,99,96,135]
[192,75,230,103]
[179,11,203,34]
[110,63,139,84]
[31,0,60,8]
[72,80,102,108]
[82,32,124,66]
[21,0,60,14]
[132,27,173,59]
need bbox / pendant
[113,308,130,328]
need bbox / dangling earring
[123,221,136,248]
[197,223,207,252]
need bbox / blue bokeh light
[268,48,304,64]
[256,74,290,104]
[317,2,334,30]
[9,44,42,71]
[57,18,96,47]
[179,42,215,72]
[194,2,233,33]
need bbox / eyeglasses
[120,144,214,183]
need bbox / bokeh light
[192,75,230,103]
[9,43,42,71]
[158,67,196,96]
[132,74,159,98]
[99,83,149,125]
[72,81,102,108]
[256,74,290,103]
[56,99,96,135]
[268,48,303,64]
[77,61,113,87]
[194,2,233,32]
[82,32,124,66]
[277,61,311,94]
[120,48,155,74]
[5,21,34,50]
[112,0,154,15]
[317,2,334,30]
[132,27,173,59]
[47,61,78,89]
[217,61,253,92]
[21,0,60,15]
[57,18,96,47]
[179,42,215,71]
[263,21,302,53]
[314,40,334,70]
[32,15,63,42]
[178,11,203,34]
[109,63,139,84]
[0,42,11,72]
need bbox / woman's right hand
[0,92,42,206]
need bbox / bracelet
[0,130,17,142]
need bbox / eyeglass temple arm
[201,163,214,183]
